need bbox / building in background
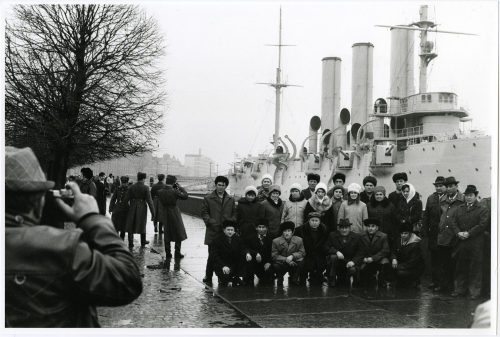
[184,149,215,177]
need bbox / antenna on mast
[257,7,300,153]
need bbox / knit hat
[315,182,328,193]
[289,183,302,192]
[347,183,362,194]
[308,212,322,220]
[244,185,258,196]
[5,146,55,192]
[307,173,321,183]
[269,185,281,195]
[279,221,295,233]
[362,176,377,186]
[373,186,386,195]
[331,184,344,193]
[261,174,273,184]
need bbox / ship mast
[258,8,298,153]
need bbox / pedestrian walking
[151,174,166,233]
[257,174,273,202]
[158,175,188,259]
[109,176,131,239]
[200,176,236,287]
[261,185,285,237]
[337,183,368,234]
[281,183,308,228]
[301,173,320,200]
[95,172,107,215]
[124,172,155,248]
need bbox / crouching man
[212,220,246,287]
[389,223,425,288]
[5,147,142,327]
[243,219,274,286]
[272,221,306,286]
[359,218,391,287]
[324,219,363,288]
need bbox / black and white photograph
[2,0,498,334]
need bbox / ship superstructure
[228,5,491,201]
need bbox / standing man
[388,172,407,206]
[95,172,107,215]
[434,176,464,293]
[124,172,155,248]
[151,174,166,233]
[421,176,446,289]
[79,167,97,198]
[360,176,377,204]
[302,173,320,200]
[327,172,347,199]
[451,185,488,299]
[5,147,142,327]
[201,175,236,286]
[158,175,188,259]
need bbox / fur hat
[464,184,479,195]
[362,176,377,186]
[307,173,321,183]
[157,174,166,181]
[166,175,177,185]
[81,167,94,180]
[400,222,413,233]
[120,176,129,183]
[222,220,237,229]
[363,218,380,227]
[289,183,302,192]
[347,183,362,194]
[261,174,273,184]
[332,172,346,183]
[315,182,328,193]
[279,221,296,233]
[269,185,281,195]
[258,218,269,227]
[215,175,229,186]
[373,186,386,195]
[308,212,322,220]
[331,184,344,193]
[392,172,408,182]
[5,146,55,192]
[338,219,352,227]
[244,185,258,196]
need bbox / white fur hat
[244,185,258,196]
[315,182,328,193]
[289,183,302,192]
[261,174,273,184]
[347,183,362,194]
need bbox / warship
[227,5,492,200]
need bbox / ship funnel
[309,116,321,153]
[351,43,374,143]
[321,57,341,153]
[390,27,415,112]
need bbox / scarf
[308,194,332,212]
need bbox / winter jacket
[109,185,130,232]
[422,192,444,249]
[261,197,285,237]
[395,184,422,233]
[452,200,489,253]
[151,181,166,222]
[211,234,245,272]
[367,197,398,245]
[303,194,334,231]
[359,231,390,262]
[391,233,425,274]
[437,192,464,246]
[236,197,265,239]
[95,179,107,215]
[256,186,271,202]
[244,232,273,265]
[281,194,308,228]
[124,181,155,234]
[337,200,368,234]
[5,213,142,327]
[158,185,188,242]
[272,236,306,263]
[360,191,374,205]
[79,179,97,198]
[301,188,315,200]
[294,222,328,258]
[201,190,236,245]
[388,190,404,208]
[324,231,364,265]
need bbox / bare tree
[5,4,166,186]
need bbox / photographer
[5,146,142,327]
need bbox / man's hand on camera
[55,182,99,222]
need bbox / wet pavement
[97,202,489,329]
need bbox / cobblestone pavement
[98,203,490,329]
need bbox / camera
[50,186,74,199]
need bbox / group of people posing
[200,172,490,300]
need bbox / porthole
[453,145,456,148]
[409,171,411,174]
[475,168,479,172]
[432,147,435,150]
[473,143,476,147]
[422,148,425,151]
[436,170,439,173]
[419,170,422,174]
[448,169,451,172]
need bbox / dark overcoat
[236,197,265,240]
[201,190,236,245]
[211,234,245,273]
[390,233,425,275]
[244,233,273,264]
[151,181,166,222]
[301,188,314,200]
[367,197,398,247]
[303,195,335,232]
[109,185,130,232]
[95,180,107,215]
[359,231,390,262]
[158,185,188,242]
[124,181,154,234]
[324,231,364,265]
[79,179,97,198]
[437,192,464,246]
[295,223,328,270]
[395,194,422,232]
[261,197,285,238]
[452,200,489,255]
[422,192,443,250]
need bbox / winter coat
[303,194,335,232]
[5,213,142,327]
[294,223,328,259]
[211,234,245,272]
[395,184,422,233]
[452,200,489,255]
[236,197,265,240]
[301,188,315,200]
[244,232,273,265]
[388,190,404,208]
[158,185,188,242]
[437,192,464,246]
[422,192,444,249]
[281,194,308,228]
[95,180,107,215]
[337,200,368,234]
[79,179,97,198]
[360,191,374,205]
[329,198,343,232]
[391,233,425,275]
[359,231,390,262]
[324,231,364,265]
[367,197,398,246]
[109,185,130,232]
[271,236,306,263]
[151,181,166,222]
[261,197,285,238]
[124,181,155,234]
[201,190,236,245]
[256,186,271,202]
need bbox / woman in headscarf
[257,174,273,202]
[337,183,368,234]
[396,183,423,235]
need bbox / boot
[159,222,163,234]
[128,233,134,248]
[165,242,172,258]
[153,222,158,233]
[174,242,184,259]
[140,233,149,247]
[119,231,125,240]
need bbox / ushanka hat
[215,175,229,185]
[362,176,377,186]
[363,218,380,227]
[392,172,408,182]
[280,221,296,233]
[307,173,321,183]
[5,146,55,192]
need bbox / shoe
[174,252,185,259]
[141,240,150,247]
[203,278,213,287]
[154,226,158,233]
[276,276,284,286]
[166,252,173,259]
